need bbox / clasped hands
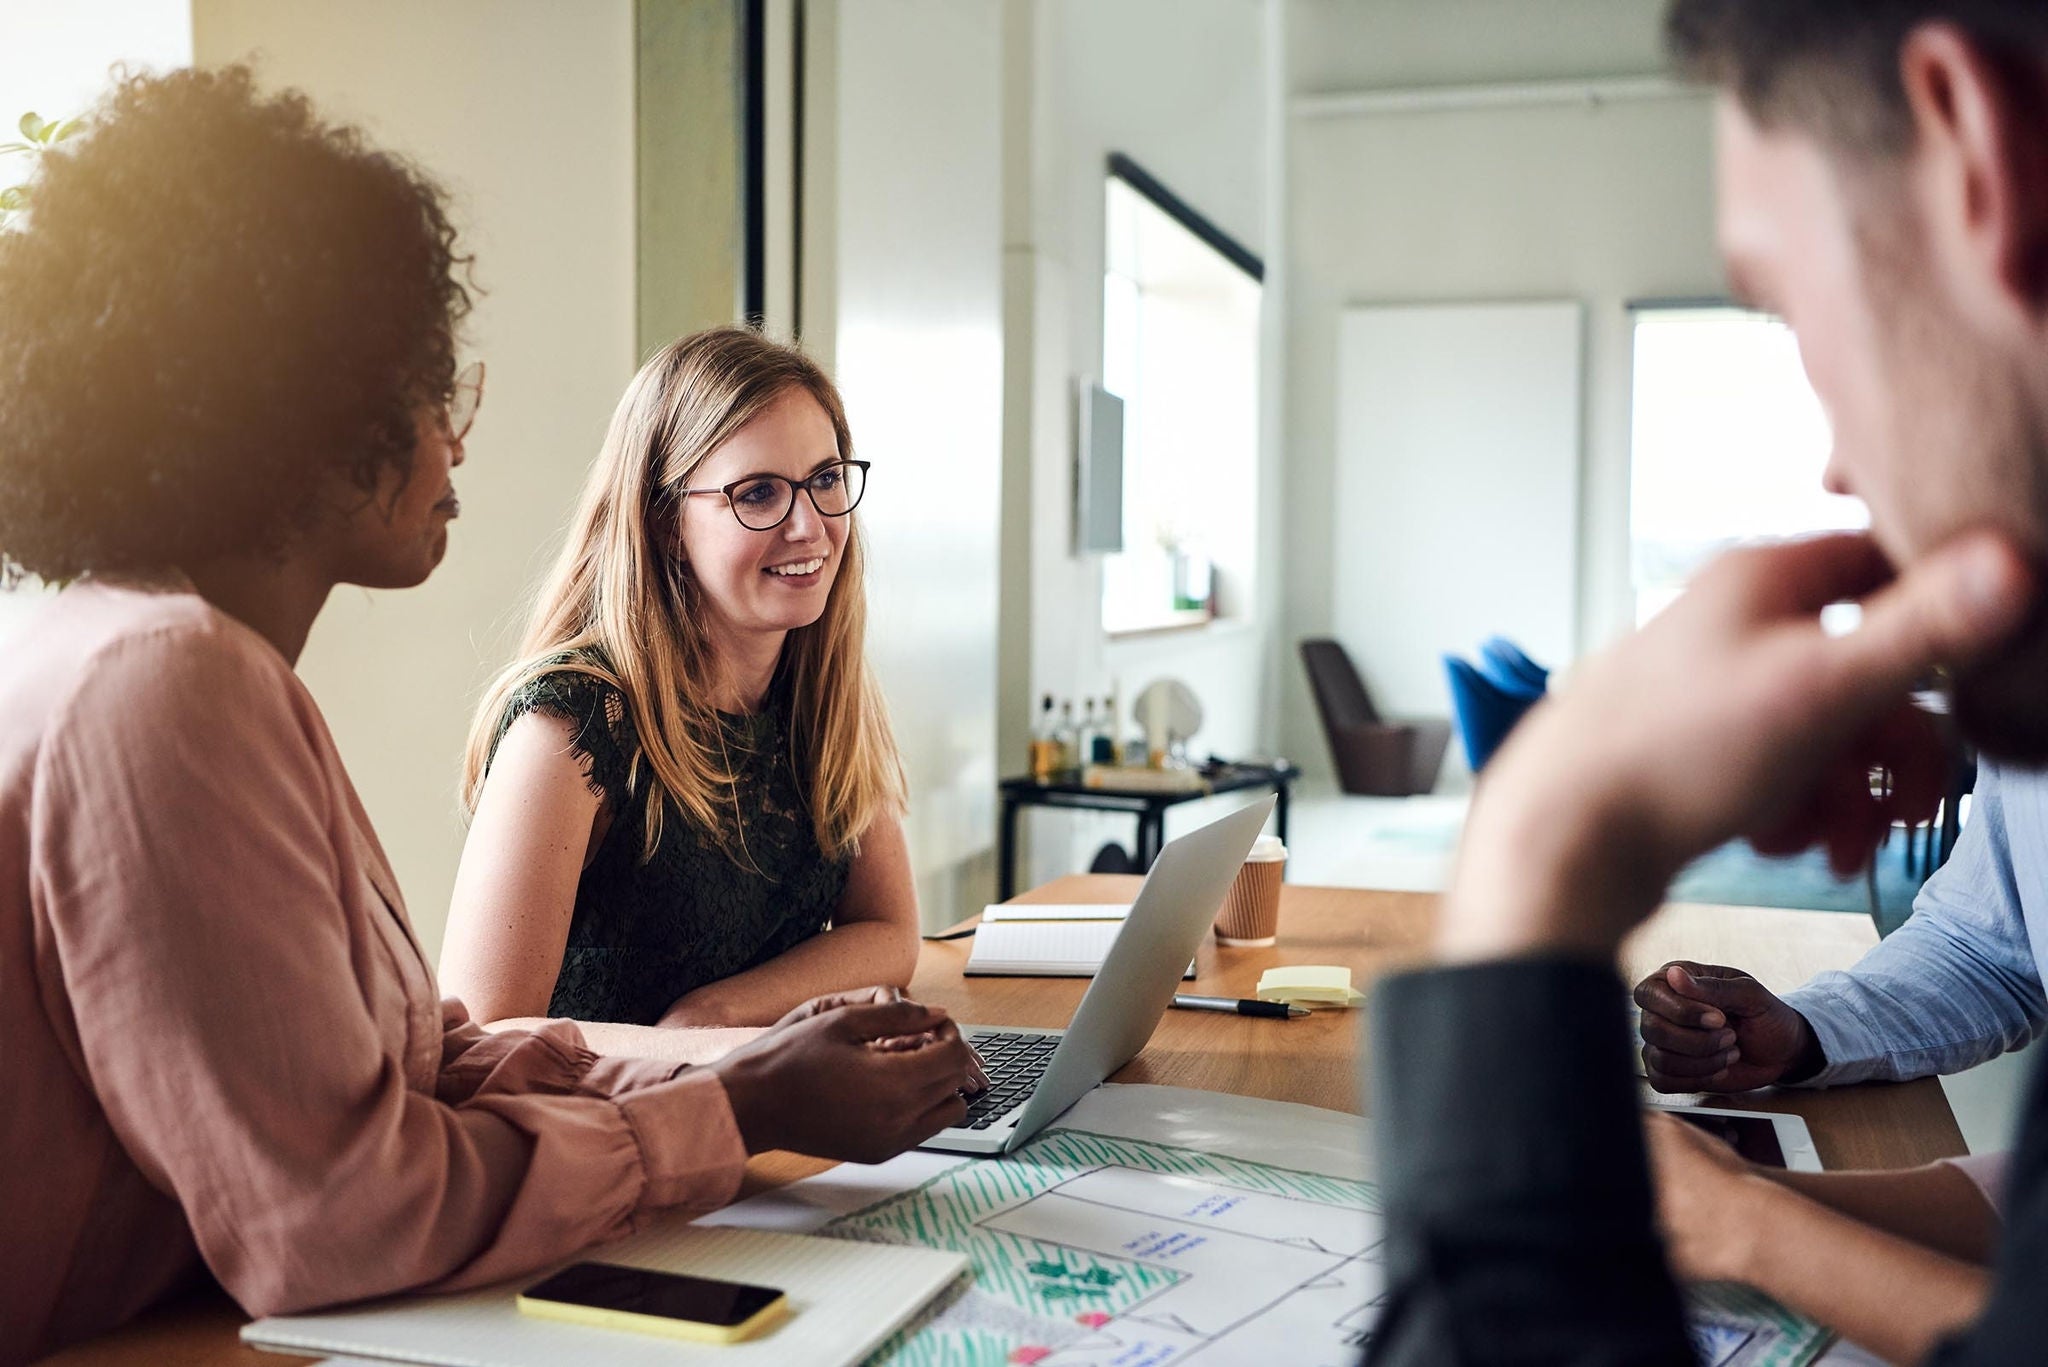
[777,985,992,1094]
[1633,960,1821,1093]
[708,985,991,1165]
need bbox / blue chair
[1478,636,1550,696]
[1444,655,1543,772]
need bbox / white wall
[1333,301,1584,777]
[194,0,637,958]
[1278,0,1720,778]
[1290,0,1682,92]
[1004,0,1285,884]
[818,0,1006,928]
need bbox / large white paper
[701,1085,1829,1367]
[700,1085,1369,1243]
[705,1088,1376,1366]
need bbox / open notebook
[242,1224,966,1367]
[963,903,1192,978]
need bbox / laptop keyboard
[958,1031,1061,1129]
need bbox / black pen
[1171,994,1308,1019]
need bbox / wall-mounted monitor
[1075,380,1125,554]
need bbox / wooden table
[41,878,1962,1365]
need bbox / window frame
[1098,154,1265,639]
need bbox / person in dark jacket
[1368,3,2048,1363]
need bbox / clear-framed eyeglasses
[675,459,869,532]
[443,360,485,443]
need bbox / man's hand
[1437,532,2033,963]
[1633,962,1822,1092]
[709,999,980,1163]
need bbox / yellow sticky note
[1255,965,1364,1009]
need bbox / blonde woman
[441,328,923,1043]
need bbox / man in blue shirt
[1633,762,2048,1092]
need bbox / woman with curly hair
[0,67,975,1364]
[440,327,920,1039]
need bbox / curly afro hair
[0,65,473,582]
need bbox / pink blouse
[1942,1150,2011,1217]
[0,583,748,1364]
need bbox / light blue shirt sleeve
[1780,763,2047,1086]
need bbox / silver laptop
[923,795,1277,1155]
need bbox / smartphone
[1648,1102,1824,1171]
[516,1261,789,1344]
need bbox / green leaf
[51,118,84,142]
[17,112,43,141]
[0,142,31,156]
[0,187,31,211]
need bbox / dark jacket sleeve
[1366,959,1696,1366]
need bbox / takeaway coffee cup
[1213,835,1286,946]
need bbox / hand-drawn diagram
[818,1129,1829,1367]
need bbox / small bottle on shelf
[1030,694,1058,781]
[1089,697,1115,764]
[1056,699,1079,773]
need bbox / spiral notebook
[241,1223,966,1367]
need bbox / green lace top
[488,657,851,1025]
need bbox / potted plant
[1,111,85,227]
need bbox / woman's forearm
[1763,1162,1999,1264]
[488,1016,762,1065]
[1738,1178,1992,1364]
[658,920,919,1027]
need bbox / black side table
[996,760,1300,901]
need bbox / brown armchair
[1300,638,1450,797]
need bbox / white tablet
[1646,1102,1824,1172]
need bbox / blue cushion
[1445,655,1543,771]
[1478,636,1549,696]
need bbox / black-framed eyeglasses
[675,459,869,531]
[443,360,485,444]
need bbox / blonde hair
[461,326,905,863]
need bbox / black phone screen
[522,1262,783,1327]
[1673,1110,1788,1168]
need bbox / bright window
[1629,305,1867,626]
[0,3,190,136]
[1098,166,1261,635]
